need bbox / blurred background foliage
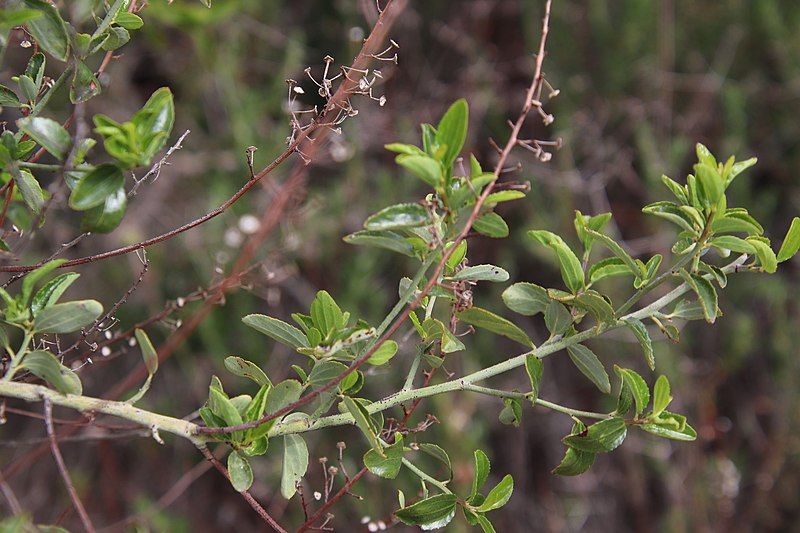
[1,0,799,531]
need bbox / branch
[44,398,96,533]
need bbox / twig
[44,398,96,533]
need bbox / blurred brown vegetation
[1,1,799,531]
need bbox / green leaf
[385,142,425,156]
[281,433,309,499]
[709,235,756,255]
[367,339,398,365]
[31,272,79,316]
[746,237,777,273]
[364,433,403,479]
[651,375,672,417]
[131,87,175,164]
[0,85,20,107]
[0,8,42,30]
[23,0,69,62]
[473,212,508,238]
[80,187,126,233]
[502,283,549,316]
[476,474,513,512]
[694,162,723,207]
[17,116,69,159]
[624,318,655,370]
[309,290,344,335]
[227,451,253,492]
[135,329,158,375]
[614,366,650,416]
[498,397,522,426]
[525,354,543,403]
[582,228,641,279]
[588,257,634,284]
[470,450,490,500]
[364,203,429,231]
[21,259,65,308]
[485,190,526,204]
[572,291,616,325]
[224,356,271,386]
[208,388,244,427]
[642,201,699,233]
[435,98,468,169]
[544,300,572,336]
[33,300,102,333]
[395,494,458,530]
[242,314,309,349]
[777,217,800,262]
[115,12,144,30]
[342,396,382,453]
[553,423,595,476]
[12,168,45,215]
[457,307,532,347]
[243,384,271,424]
[307,360,347,386]
[712,210,763,235]
[726,157,757,187]
[20,350,81,395]
[249,379,302,440]
[69,164,124,211]
[641,412,697,441]
[660,175,689,204]
[562,417,627,453]
[528,230,585,293]
[679,270,719,322]
[418,443,452,479]
[343,230,415,257]
[449,264,509,283]
[70,61,101,103]
[397,154,442,188]
[566,344,610,394]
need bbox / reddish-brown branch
[44,399,96,533]
[197,446,287,533]
[0,182,15,231]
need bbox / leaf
[552,423,595,477]
[642,201,698,233]
[242,314,309,349]
[135,329,158,375]
[544,300,572,336]
[281,434,309,499]
[709,235,756,255]
[588,257,634,284]
[342,396,382,453]
[641,412,697,441]
[473,212,508,238]
[395,494,458,530]
[0,8,42,30]
[582,228,641,279]
[418,443,452,479]
[572,291,615,325]
[17,116,70,160]
[21,259,65,308]
[457,307,532,347]
[20,350,81,395]
[567,344,610,393]
[0,85,20,107]
[624,319,655,370]
[397,154,442,188]
[243,384,271,424]
[364,203,429,231]
[485,190,525,204]
[778,217,800,262]
[651,375,672,417]
[528,230,585,293]
[249,379,303,440]
[115,12,144,30]
[471,449,491,500]
[309,290,344,335]
[80,187,126,233]
[131,87,175,164]
[679,270,719,323]
[367,340,398,365]
[562,417,627,453]
[12,168,44,215]
[525,354,543,403]
[227,451,253,492]
[694,162,723,207]
[475,475,513,512]
[69,164,125,211]
[224,356,270,386]
[343,230,415,257]
[502,283,549,316]
[726,157,757,187]
[660,175,689,204]
[33,300,103,333]
[31,272,79,316]
[614,366,650,416]
[449,264,509,283]
[23,0,69,62]
[70,61,101,103]
[364,433,403,479]
[435,98,468,169]
[746,237,777,273]
[498,397,522,426]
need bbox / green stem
[2,331,32,382]
[463,384,610,420]
[17,162,92,172]
[401,457,451,494]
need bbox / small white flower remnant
[101,346,112,357]
[128,336,137,347]
[238,214,261,235]
[224,227,244,248]
[313,491,322,501]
